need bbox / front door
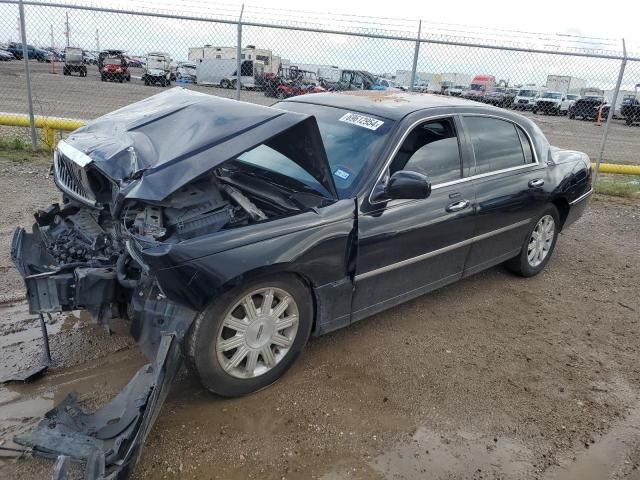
[352,116,476,322]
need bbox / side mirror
[385,170,432,200]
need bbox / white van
[196,58,264,89]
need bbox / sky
[2,0,639,90]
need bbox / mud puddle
[547,402,640,480]
[0,302,145,463]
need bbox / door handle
[446,200,471,212]
[528,178,545,188]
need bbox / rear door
[459,115,550,276]
[352,115,477,321]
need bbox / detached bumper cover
[16,334,182,480]
[11,226,198,479]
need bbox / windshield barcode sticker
[339,112,384,131]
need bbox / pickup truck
[620,94,640,126]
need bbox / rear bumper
[564,188,593,229]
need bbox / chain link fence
[1,0,639,169]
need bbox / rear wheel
[506,205,559,277]
[220,79,230,89]
[186,274,313,397]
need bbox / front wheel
[186,274,313,397]
[506,206,559,277]
[220,79,230,89]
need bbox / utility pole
[95,29,100,52]
[65,11,69,46]
[50,24,54,49]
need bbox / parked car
[320,70,382,91]
[446,84,467,97]
[513,88,542,110]
[176,62,197,82]
[5,42,48,61]
[0,49,14,61]
[560,93,580,114]
[532,91,565,115]
[620,93,640,126]
[44,47,65,62]
[83,51,98,65]
[482,87,516,108]
[11,88,592,479]
[142,52,172,86]
[568,96,605,120]
[62,46,87,77]
[100,53,130,82]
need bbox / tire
[532,109,537,114]
[569,112,575,119]
[276,89,286,99]
[186,274,313,397]
[100,74,105,82]
[220,79,230,89]
[626,117,633,126]
[505,205,560,277]
[144,79,149,86]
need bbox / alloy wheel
[216,287,299,379]
[527,215,555,267]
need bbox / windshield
[518,90,537,97]
[147,56,168,69]
[269,102,395,198]
[567,94,579,100]
[543,92,562,99]
[105,56,122,65]
[65,48,82,61]
[470,84,486,91]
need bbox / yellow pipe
[594,163,640,175]
[0,113,85,150]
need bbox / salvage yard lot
[1,61,640,165]
[0,154,639,479]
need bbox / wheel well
[213,269,319,333]
[552,198,570,230]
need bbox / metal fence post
[409,20,421,92]
[593,38,627,186]
[236,4,244,101]
[18,0,37,149]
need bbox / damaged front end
[9,88,337,479]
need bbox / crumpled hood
[61,88,337,201]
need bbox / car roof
[283,91,494,121]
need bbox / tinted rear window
[464,117,528,174]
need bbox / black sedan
[10,88,592,478]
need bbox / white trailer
[195,58,264,89]
[545,75,587,95]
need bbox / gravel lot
[1,61,639,165]
[0,155,639,480]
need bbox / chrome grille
[54,151,97,206]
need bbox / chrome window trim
[354,218,531,282]
[569,188,593,205]
[367,111,542,205]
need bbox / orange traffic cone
[595,105,603,126]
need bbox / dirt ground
[1,60,639,165]
[0,155,639,480]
